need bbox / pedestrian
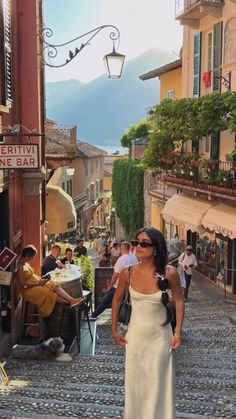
[17,245,85,317]
[96,235,106,256]
[74,239,88,257]
[41,244,65,276]
[110,242,120,266]
[168,254,186,333]
[179,245,197,301]
[168,254,186,294]
[92,241,138,318]
[112,227,184,419]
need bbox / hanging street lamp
[42,24,125,79]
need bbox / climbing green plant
[143,91,236,169]
[112,159,144,238]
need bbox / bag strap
[128,265,131,285]
[124,265,132,303]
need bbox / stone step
[0,408,220,419]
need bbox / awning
[201,203,236,239]
[46,185,76,234]
[161,194,213,233]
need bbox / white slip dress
[124,284,175,419]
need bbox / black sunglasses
[130,240,155,248]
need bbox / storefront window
[164,222,186,256]
[196,231,216,280]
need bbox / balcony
[73,191,88,211]
[175,0,224,28]
[161,158,236,198]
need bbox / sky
[44,0,183,83]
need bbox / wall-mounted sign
[0,144,39,169]
[0,271,12,286]
[12,230,22,249]
[94,267,114,309]
[0,247,17,271]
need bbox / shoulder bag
[118,265,132,325]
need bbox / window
[66,179,73,196]
[205,136,210,153]
[0,0,13,107]
[61,182,65,191]
[167,90,175,100]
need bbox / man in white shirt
[178,245,197,301]
[92,241,138,318]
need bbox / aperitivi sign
[0,144,39,169]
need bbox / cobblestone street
[0,274,235,419]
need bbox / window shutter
[213,22,223,93]
[211,132,220,160]
[193,32,202,98]
[3,0,12,105]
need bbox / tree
[120,120,151,153]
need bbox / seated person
[61,247,75,265]
[18,245,84,317]
[74,239,88,257]
[41,244,64,276]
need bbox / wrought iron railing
[162,159,236,196]
[175,0,224,17]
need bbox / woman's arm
[111,268,129,346]
[168,266,185,349]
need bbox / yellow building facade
[140,59,182,234]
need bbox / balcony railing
[161,159,236,197]
[73,191,88,210]
[175,0,224,16]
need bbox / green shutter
[193,32,202,98]
[213,22,223,93]
[211,132,220,160]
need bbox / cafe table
[46,265,85,337]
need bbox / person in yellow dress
[17,245,84,317]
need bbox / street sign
[0,144,39,169]
[0,247,17,271]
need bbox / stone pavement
[0,273,235,418]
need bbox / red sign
[0,247,17,271]
[203,71,211,88]
[0,144,39,169]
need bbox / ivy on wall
[112,159,144,238]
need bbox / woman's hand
[171,334,181,350]
[112,331,128,346]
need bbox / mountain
[46,48,174,150]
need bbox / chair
[59,291,93,353]
[18,299,46,343]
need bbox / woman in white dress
[112,228,185,419]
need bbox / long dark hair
[136,227,172,325]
